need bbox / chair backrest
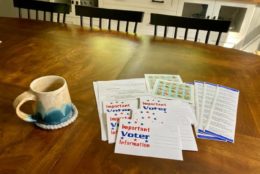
[150,13,231,45]
[13,0,70,23]
[75,5,144,34]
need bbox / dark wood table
[0,17,260,174]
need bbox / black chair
[150,13,231,45]
[13,0,70,23]
[75,5,144,34]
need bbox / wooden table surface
[0,17,260,174]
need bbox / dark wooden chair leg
[63,13,66,24]
[80,16,83,27]
[126,21,129,33]
[108,19,111,30]
[57,13,60,23]
[117,20,120,32]
[36,10,38,20]
[44,11,46,21]
[50,12,53,22]
[195,29,199,42]
[99,18,102,29]
[90,17,93,29]
[205,31,210,44]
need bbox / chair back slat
[133,22,138,34]
[50,12,53,22]
[117,20,120,31]
[62,12,66,23]
[195,29,199,42]
[184,28,188,40]
[216,32,222,46]
[126,21,129,32]
[164,26,167,38]
[90,17,93,28]
[154,25,158,36]
[80,16,83,26]
[108,19,111,30]
[150,13,231,45]
[99,18,102,29]
[174,28,178,39]
[205,31,210,44]
[57,13,60,23]
[18,8,21,18]
[75,5,143,34]
[36,10,38,20]
[27,9,30,19]
[13,0,70,23]
[44,11,46,21]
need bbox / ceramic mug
[13,75,78,129]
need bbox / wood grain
[0,17,260,174]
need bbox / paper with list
[205,86,239,143]
[194,81,222,140]
[199,82,217,131]
[194,81,239,142]
[138,97,198,151]
[139,96,197,125]
[194,81,204,122]
[167,107,198,151]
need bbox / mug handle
[13,90,37,122]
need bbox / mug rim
[30,75,66,94]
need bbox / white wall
[247,5,260,34]
[241,5,260,52]
[243,36,260,53]
[0,0,18,17]
[234,5,260,52]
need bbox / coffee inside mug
[30,76,65,93]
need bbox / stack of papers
[92,74,239,160]
[194,81,239,143]
[93,74,198,160]
[114,97,198,160]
